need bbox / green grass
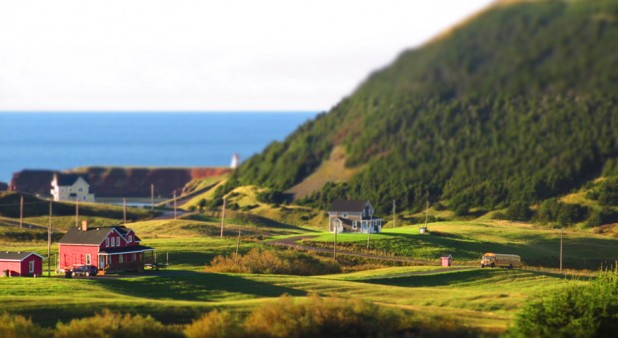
[305,221,618,269]
[0,216,612,334]
[0,261,582,332]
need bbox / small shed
[441,254,452,267]
[0,252,45,277]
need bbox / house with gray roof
[51,173,95,202]
[58,221,154,274]
[0,251,44,277]
[328,200,382,234]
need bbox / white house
[50,174,95,202]
[328,200,382,234]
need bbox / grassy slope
[287,145,362,199]
[1,215,611,334]
[306,221,618,269]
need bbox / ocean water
[0,112,317,183]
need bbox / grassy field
[304,221,618,269]
[1,212,616,335]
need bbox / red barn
[0,252,44,277]
[58,222,154,274]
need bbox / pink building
[0,252,44,277]
[58,222,154,274]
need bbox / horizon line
[0,110,321,114]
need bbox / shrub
[599,177,618,206]
[243,294,403,338]
[505,202,533,221]
[510,268,618,337]
[0,312,49,338]
[207,248,340,275]
[54,310,181,338]
[185,310,244,338]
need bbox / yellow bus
[480,253,521,269]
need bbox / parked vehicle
[71,265,98,277]
[480,253,521,269]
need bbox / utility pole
[75,198,79,228]
[48,200,52,277]
[173,191,177,220]
[123,198,127,225]
[560,228,563,273]
[236,229,241,256]
[424,200,429,230]
[366,214,372,250]
[333,223,338,259]
[19,195,23,229]
[151,184,154,211]
[220,198,226,239]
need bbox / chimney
[81,220,89,231]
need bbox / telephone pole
[75,198,79,228]
[123,198,127,225]
[333,224,338,259]
[560,228,563,273]
[48,200,52,277]
[220,198,226,239]
[173,191,177,220]
[151,184,154,211]
[19,195,23,229]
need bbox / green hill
[238,0,618,215]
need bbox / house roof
[0,252,45,261]
[54,173,89,186]
[336,217,354,226]
[58,226,134,245]
[99,245,155,255]
[329,200,368,212]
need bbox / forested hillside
[238,0,618,215]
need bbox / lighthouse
[230,153,240,169]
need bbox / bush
[510,268,618,337]
[0,312,49,338]
[599,177,618,206]
[54,310,181,338]
[505,202,533,221]
[185,310,244,338]
[207,248,340,275]
[243,294,403,338]
[534,199,589,226]
[256,190,289,205]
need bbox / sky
[0,0,495,112]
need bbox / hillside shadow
[92,270,305,301]
[384,231,522,260]
[360,268,501,287]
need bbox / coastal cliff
[11,167,231,198]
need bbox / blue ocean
[0,112,317,183]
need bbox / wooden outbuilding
[0,252,44,277]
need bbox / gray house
[328,200,382,234]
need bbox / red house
[58,221,154,274]
[0,252,44,277]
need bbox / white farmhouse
[50,173,95,202]
[328,200,382,234]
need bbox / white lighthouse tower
[230,153,240,169]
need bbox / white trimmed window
[29,260,35,273]
[105,238,109,247]
[116,237,120,246]
[111,237,115,247]
[128,235,133,243]
[119,255,124,263]
[86,254,91,265]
